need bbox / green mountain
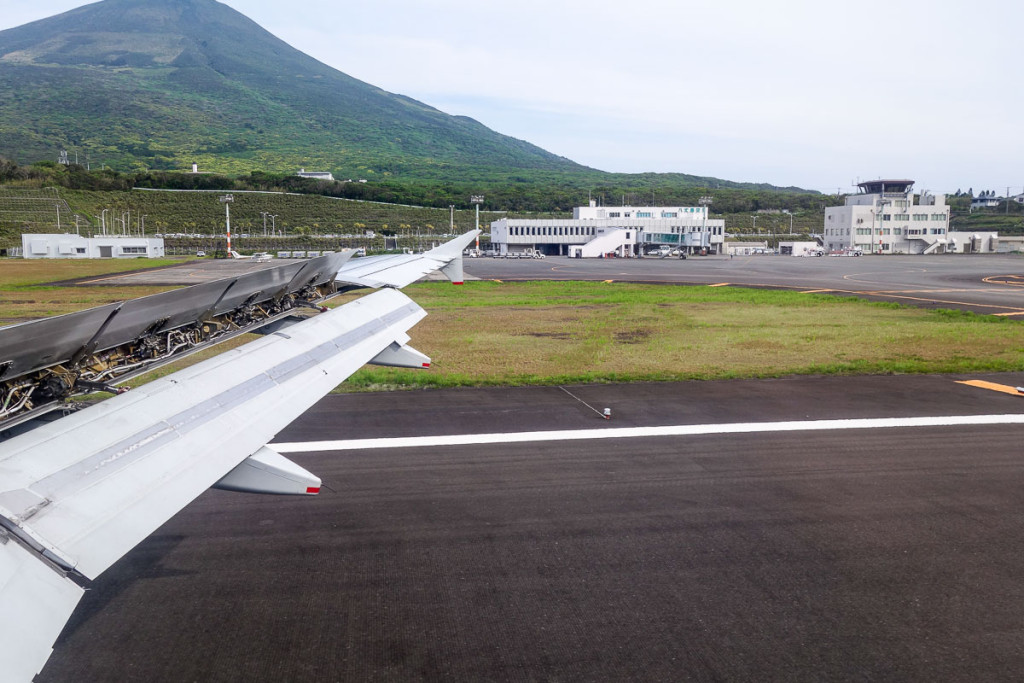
[0,0,594,180]
[0,0,809,193]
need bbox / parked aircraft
[0,230,479,681]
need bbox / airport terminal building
[823,180,951,254]
[490,202,725,257]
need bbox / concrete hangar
[490,202,726,257]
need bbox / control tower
[823,179,949,254]
[857,179,915,197]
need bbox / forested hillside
[0,159,832,252]
[0,0,809,195]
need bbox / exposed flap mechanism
[368,341,431,369]
[212,446,321,495]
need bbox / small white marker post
[603,408,611,420]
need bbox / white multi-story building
[823,180,950,254]
[491,202,725,257]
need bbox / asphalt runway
[94,252,1024,314]
[465,254,1024,315]
[39,374,1024,682]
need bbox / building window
[121,246,147,255]
[913,214,928,221]
[882,214,891,221]
[609,212,620,218]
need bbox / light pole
[449,205,455,233]
[874,199,889,254]
[470,195,484,252]
[261,211,269,236]
[140,215,147,236]
[699,195,713,254]
[220,195,234,252]
[752,215,758,234]
[101,209,109,235]
[270,214,277,236]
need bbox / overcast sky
[1,0,1020,195]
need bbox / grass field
[340,281,1024,390]
[0,257,185,322]
[4,259,1023,392]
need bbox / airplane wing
[0,287,429,681]
[336,229,479,289]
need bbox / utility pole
[101,209,108,235]
[261,212,269,236]
[449,205,455,233]
[220,195,234,253]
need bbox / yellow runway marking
[956,380,1024,396]
[992,311,1024,317]
[707,283,730,287]
[603,279,615,284]
[801,289,834,294]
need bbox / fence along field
[0,187,505,252]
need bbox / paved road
[465,254,1024,315]
[39,375,1024,682]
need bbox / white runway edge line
[272,414,1024,453]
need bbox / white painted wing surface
[337,229,479,288]
[0,540,84,683]
[0,288,425,680]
